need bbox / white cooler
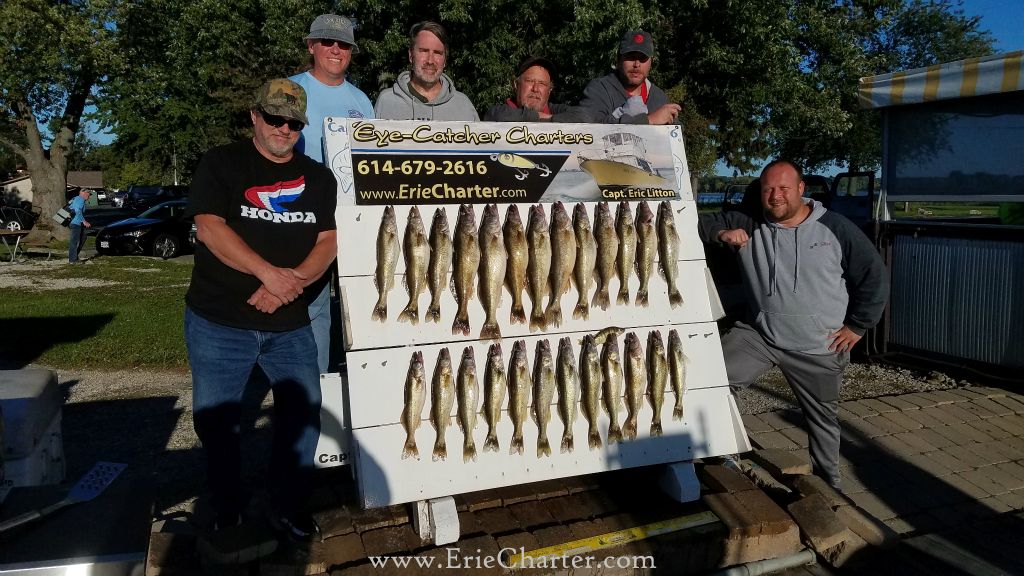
[0,369,65,503]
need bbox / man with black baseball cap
[580,30,681,124]
[186,78,336,546]
[484,55,591,122]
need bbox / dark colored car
[125,184,189,212]
[0,206,38,231]
[95,200,193,259]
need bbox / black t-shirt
[185,139,337,331]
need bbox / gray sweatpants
[722,323,848,488]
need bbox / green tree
[0,0,118,239]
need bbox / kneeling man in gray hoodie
[699,159,888,489]
[374,21,479,121]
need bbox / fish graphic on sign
[490,153,551,180]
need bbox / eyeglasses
[258,109,304,131]
[317,38,352,50]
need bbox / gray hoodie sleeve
[697,210,755,245]
[819,212,888,334]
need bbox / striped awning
[858,51,1024,109]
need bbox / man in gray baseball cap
[580,29,681,124]
[305,14,360,53]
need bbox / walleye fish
[508,340,532,455]
[398,206,429,325]
[457,347,480,462]
[556,337,579,453]
[668,329,689,420]
[592,326,625,346]
[526,204,552,332]
[601,335,624,444]
[425,207,452,323]
[615,202,637,306]
[634,201,657,307]
[482,343,506,453]
[372,206,400,322]
[592,201,618,311]
[579,334,603,450]
[657,201,683,308]
[430,348,456,461]
[622,332,646,441]
[451,204,481,336]
[533,339,556,457]
[503,205,529,324]
[545,201,576,328]
[400,351,426,459]
[478,203,507,339]
[647,330,669,436]
[572,203,597,320]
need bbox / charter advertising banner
[324,119,691,206]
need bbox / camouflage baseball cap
[254,78,309,125]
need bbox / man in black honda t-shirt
[184,78,336,545]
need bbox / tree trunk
[7,70,95,244]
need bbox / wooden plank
[340,259,715,350]
[352,386,748,508]
[346,322,726,429]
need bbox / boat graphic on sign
[577,132,671,188]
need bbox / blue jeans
[69,224,85,262]
[185,307,322,520]
[308,283,331,374]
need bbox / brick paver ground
[775,385,1024,575]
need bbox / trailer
[858,51,1024,377]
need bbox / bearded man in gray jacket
[374,21,479,121]
[699,159,888,489]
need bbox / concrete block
[566,518,607,540]
[968,419,1013,440]
[323,532,367,566]
[894,431,939,453]
[922,449,974,473]
[938,403,982,423]
[359,524,420,558]
[758,410,802,430]
[699,464,758,494]
[750,448,812,477]
[474,506,521,535]
[787,494,851,552]
[315,505,354,539]
[507,500,557,530]
[873,434,918,456]
[703,493,759,538]
[658,461,701,503]
[989,416,1024,437]
[908,427,956,449]
[741,413,774,434]
[990,396,1024,414]
[847,492,899,521]
[733,489,795,536]
[749,431,800,450]
[791,474,848,509]
[350,505,407,533]
[865,414,910,435]
[531,524,574,548]
[841,417,888,440]
[958,401,999,420]
[958,468,1011,496]
[841,400,878,418]
[833,504,899,549]
[901,408,947,429]
[860,398,898,414]
[459,489,504,511]
[779,427,810,448]
[944,473,993,499]
[944,444,995,468]
[878,396,921,411]
[452,535,502,574]
[819,530,870,569]
[716,522,803,567]
[970,398,1014,417]
[495,531,539,562]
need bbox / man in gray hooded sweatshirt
[699,159,887,489]
[374,21,479,121]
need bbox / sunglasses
[318,38,352,49]
[258,109,304,131]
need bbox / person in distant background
[484,56,591,123]
[374,21,479,121]
[68,189,91,264]
[289,13,372,373]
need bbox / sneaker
[271,513,322,543]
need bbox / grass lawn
[0,255,192,370]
